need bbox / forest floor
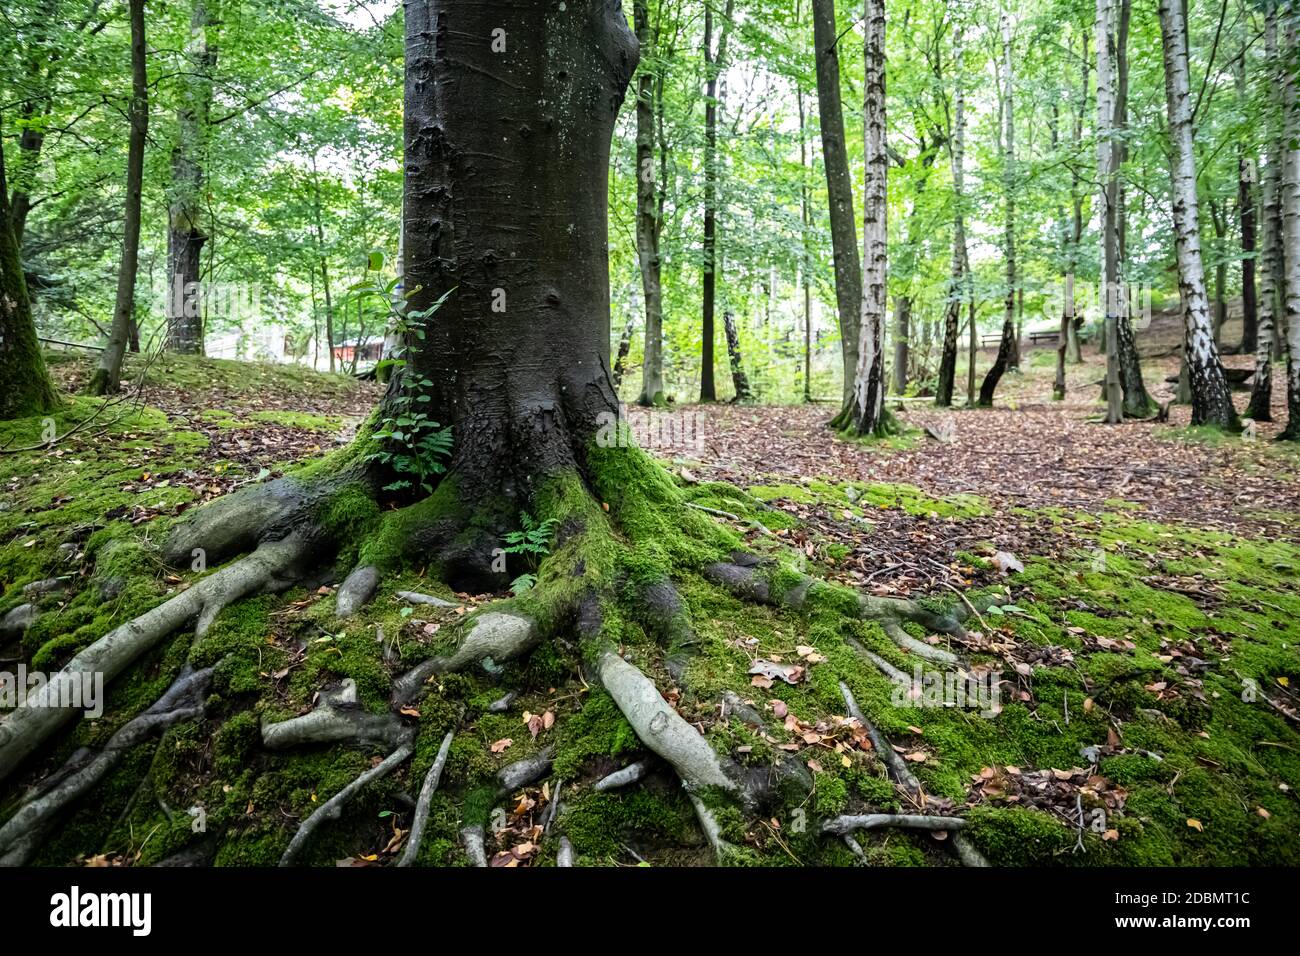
[1,342,1297,867]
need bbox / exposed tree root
[593,760,651,792]
[821,813,968,835]
[460,825,488,867]
[556,836,574,867]
[262,678,410,751]
[391,611,540,706]
[497,745,554,793]
[279,741,415,866]
[703,555,969,664]
[594,650,738,795]
[397,730,454,867]
[0,532,311,784]
[335,565,380,618]
[839,681,989,867]
[0,666,213,866]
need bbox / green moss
[552,689,640,778]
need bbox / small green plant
[346,253,457,494]
[502,511,559,593]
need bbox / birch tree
[1156,0,1238,429]
[935,20,967,408]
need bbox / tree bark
[811,0,861,412]
[634,0,665,406]
[845,0,890,435]
[892,294,909,394]
[1096,0,1124,422]
[1157,0,1238,429]
[401,0,637,504]
[722,311,750,401]
[1112,0,1154,417]
[0,111,59,418]
[935,22,966,407]
[1247,11,1285,423]
[165,0,215,355]
[87,0,148,396]
[699,0,734,403]
[1278,15,1300,439]
[612,314,635,391]
[978,10,1017,408]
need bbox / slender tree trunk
[1113,0,1154,417]
[634,0,665,406]
[165,0,215,355]
[812,0,862,414]
[87,0,147,396]
[892,295,909,394]
[722,311,750,401]
[612,315,635,391]
[310,156,335,374]
[401,0,636,525]
[1157,0,1238,429]
[699,0,733,403]
[798,79,813,403]
[935,23,966,407]
[844,0,891,435]
[1278,15,1300,439]
[1236,5,1258,355]
[1096,0,1124,422]
[978,10,1017,408]
[1247,12,1285,422]
[0,111,59,418]
[1247,157,1279,421]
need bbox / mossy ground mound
[2,356,1296,866]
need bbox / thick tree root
[497,745,554,793]
[0,533,311,784]
[703,556,967,664]
[397,730,454,867]
[335,565,380,618]
[594,650,738,795]
[821,813,968,835]
[0,666,213,866]
[262,679,410,751]
[391,611,540,706]
[279,741,415,866]
[461,825,488,867]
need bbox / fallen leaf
[490,737,513,753]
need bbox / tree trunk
[401,0,636,522]
[811,0,862,413]
[700,0,734,403]
[722,311,750,401]
[87,0,148,396]
[634,0,665,407]
[1157,0,1238,429]
[165,0,215,355]
[935,23,966,407]
[0,111,59,419]
[1113,0,1154,417]
[892,294,909,394]
[844,0,890,435]
[1096,0,1123,422]
[311,156,335,374]
[1248,11,1285,423]
[798,78,813,403]
[978,10,1017,408]
[1278,15,1300,439]
[612,314,635,391]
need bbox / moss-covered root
[261,678,410,751]
[0,665,214,866]
[279,741,415,867]
[703,555,965,664]
[391,610,541,706]
[840,682,989,868]
[0,533,311,785]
